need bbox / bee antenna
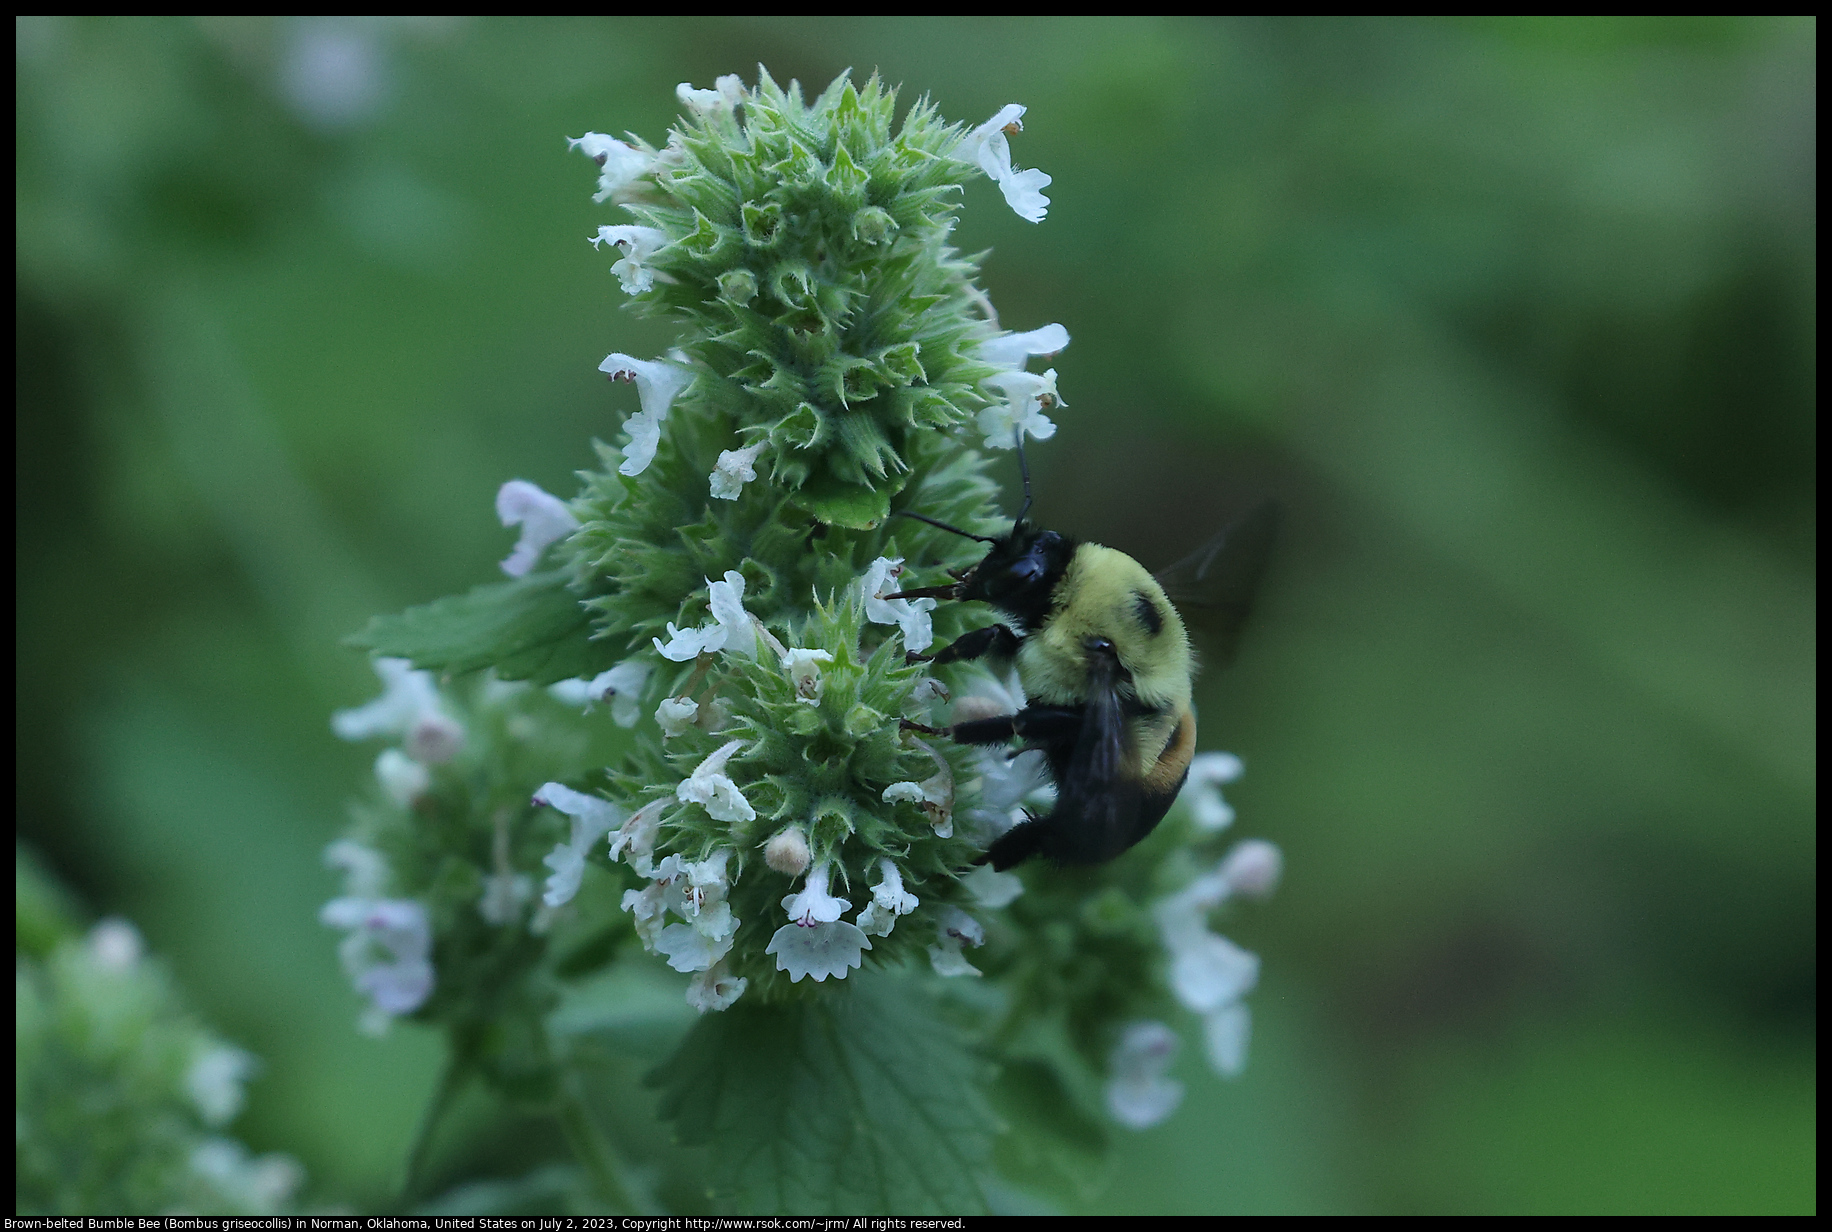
[890,509,997,544]
[1013,428,1034,525]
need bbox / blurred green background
[16,15,1814,1215]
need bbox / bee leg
[950,706,1082,748]
[911,622,1021,667]
[898,718,950,736]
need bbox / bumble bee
[893,445,1279,871]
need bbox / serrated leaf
[649,972,996,1214]
[345,569,619,685]
[788,469,892,530]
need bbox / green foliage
[651,971,997,1213]
[348,570,616,686]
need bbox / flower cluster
[325,73,1281,1204]
[17,911,303,1215]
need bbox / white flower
[763,827,811,877]
[860,556,937,653]
[495,479,579,578]
[87,918,143,972]
[928,905,985,977]
[319,896,434,1031]
[961,103,1052,223]
[677,74,745,115]
[686,960,749,1012]
[374,748,430,808]
[653,621,721,661]
[676,738,756,823]
[709,441,764,500]
[584,660,651,727]
[607,797,669,877]
[881,781,926,805]
[622,880,669,949]
[856,860,920,937]
[533,782,625,908]
[1153,868,1263,1078]
[766,920,872,982]
[962,863,1025,909]
[620,848,739,972]
[781,862,850,925]
[978,322,1070,370]
[599,350,692,476]
[324,839,389,898]
[706,570,758,656]
[655,921,733,973]
[653,570,758,662]
[186,1045,257,1127]
[779,647,833,703]
[1106,1021,1185,1129]
[1218,838,1283,901]
[1182,751,1244,832]
[332,657,464,764]
[655,696,699,738]
[567,132,655,203]
[189,1137,304,1212]
[591,223,669,294]
[977,368,1063,450]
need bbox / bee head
[957,522,1077,629]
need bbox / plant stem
[555,1075,643,1213]
[399,1047,469,1204]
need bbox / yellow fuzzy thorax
[1015,544,1194,768]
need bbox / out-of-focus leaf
[650,972,997,1214]
[346,570,618,684]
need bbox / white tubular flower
[324,839,390,898]
[591,223,669,294]
[495,479,579,578]
[655,696,699,738]
[881,781,925,805]
[860,556,937,653]
[705,570,758,657]
[928,906,986,977]
[319,897,434,1032]
[1167,929,1259,1015]
[586,659,651,727]
[709,441,764,500]
[332,657,465,765]
[374,748,430,809]
[766,919,871,983]
[962,863,1024,909]
[686,960,748,1013]
[978,321,1070,370]
[781,647,834,703]
[599,350,692,477]
[653,621,722,661]
[567,132,655,203]
[1183,751,1244,832]
[655,922,733,973]
[607,797,669,877]
[781,862,851,925]
[186,1045,257,1127]
[677,74,745,115]
[622,881,670,949]
[856,860,920,937]
[533,782,626,909]
[977,368,1063,450]
[763,827,811,877]
[961,103,1052,223]
[1106,1022,1185,1130]
[1218,838,1283,901]
[677,738,756,823]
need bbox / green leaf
[650,972,997,1214]
[345,570,618,685]
[788,468,891,530]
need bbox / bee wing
[1056,660,1143,861]
[1154,499,1282,669]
